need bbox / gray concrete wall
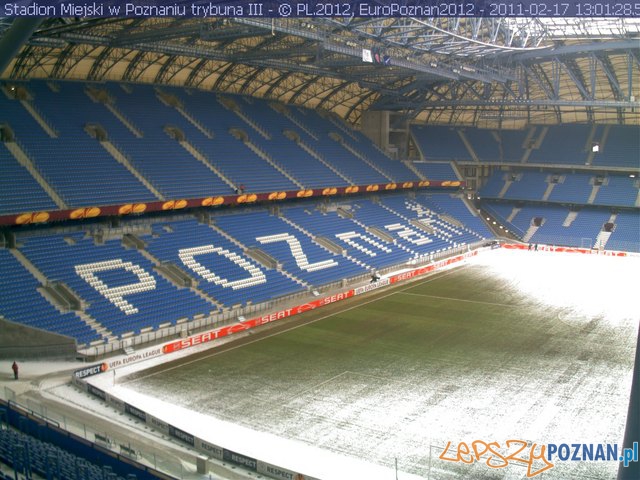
[0,317,76,359]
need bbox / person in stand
[370,270,380,283]
[11,361,18,380]
[239,184,246,194]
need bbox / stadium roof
[0,16,638,127]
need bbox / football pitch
[123,249,638,479]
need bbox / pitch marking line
[296,371,351,397]
[292,370,420,403]
[345,370,394,382]
[343,370,422,388]
[396,292,518,308]
[120,265,467,384]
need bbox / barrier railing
[0,394,182,480]
[6,241,623,480]
[79,243,482,358]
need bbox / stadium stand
[144,218,304,307]
[547,173,594,204]
[0,400,160,480]
[524,207,609,247]
[411,123,639,168]
[412,193,494,240]
[281,205,412,269]
[501,171,551,201]
[483,201,639,251]
[0,144,58,215]
[496,129,531,163]
[96,83,235,199]
[413,127,534,163]
[299,111,397,184]
[504,204,558,240]
[14,82,159,207]
[19,232,216,340]
[383,197,476,251]
[0,189,494,348]
[527,124,592,165]
[2,80,439,207]
[463,127,500,162]
[223,97,350,188]
[347,199,455,259]
[607,211,640,252]
[346,134,417,182]
[0,80,636,353]
[478,170,510,199]
[0,248,100,345]
[214,210,366,286]
[410,162,459,181]
[563,209,613,243]
[0,427,138,480]
[411,125,473,161]
[480,170,639,209]
[482,202,517,227]
[592,125,640,169]
[119,86,300,194]
[594,175,639,207]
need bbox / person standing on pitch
[11,361,18,380]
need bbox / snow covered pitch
[115,249,639,479]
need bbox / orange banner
[0,180,465,226]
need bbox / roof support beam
[557,58,590,100]
[11,44,57,79]
[110,19,196,46]
[522,64,555,100]
[594,54,623,99]
[239,66,265,95]
[628,51,638,100]
[0,18,43,76]
[317,80,353,110]
[88,47,132,81]
[264,71,295,98]
[233,18,509,83]
[513,39,640,62]
[51,44,99,79]
[385,98,640,109]
[185,58,210,87]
